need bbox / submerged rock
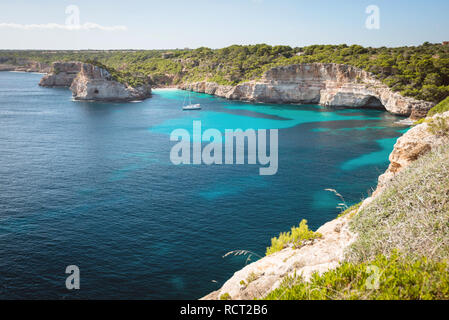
[70,63,151,102]
[180,63,434,118]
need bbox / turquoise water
[0,72,408,299]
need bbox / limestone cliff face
[180,63,434,118]
[70,63,151,102]
[39,62,82,87]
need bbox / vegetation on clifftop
[427,96,449,116]
[266,144,449,300]
[265,252,449,300]
[1,42,449,102]
[82,59,148,87]
[266,219,322,256]
[347,145,449,263]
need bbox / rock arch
[360,95,385,110]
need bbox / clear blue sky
[0,0,448,49]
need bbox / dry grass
[428,117,449,136]
[223,250,263,265]
[347,145,449,263]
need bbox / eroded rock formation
[38,61,151,102]
[70,63,151,101]
[180,63,434,118]
[39,62,82,87]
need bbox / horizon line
[0,41,448,52]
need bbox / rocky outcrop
[180,63,434,118]
[0,64,16,72]
[376,111,449,192]
[203,214,356,300]
[37,62,151,102]
[70,63,151,101]
[39,62,82,87]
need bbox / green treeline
[1,42,448,102]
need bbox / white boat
[182,91,201,110]
[183,103,201,110]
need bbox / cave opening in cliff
[94,89,99,94]
[361,96,385,110]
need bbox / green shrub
[2,42,449,102]
[413,118,428,125]
[83,59,147,87]
[219,293,231,300]
[427,96,449,116]
[264,252,449,300]
[266,220,322,256]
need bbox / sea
[0,71,408,299]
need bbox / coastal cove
[0,71,409,299]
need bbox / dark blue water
[0,72,407,299]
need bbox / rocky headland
[39,62,82,87]
[38,62,151,102]
[179,63,434,119]
[70,63,151,102]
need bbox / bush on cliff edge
[427,96,449,117]
[266,220,322,256]
[265,252,449,300]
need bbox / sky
[0,0,448,50]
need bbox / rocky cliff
[203,111,449,300]
[37,62,151,102]
[376,111,449,192]
[70,63,151,101]
[39,62,82,87]
[180,63,434,119]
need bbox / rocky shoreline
[2,61,434,116]
[39,62,151,102]
[0,62,51,73]
[179,63,435,119]
[1,61,152,102]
